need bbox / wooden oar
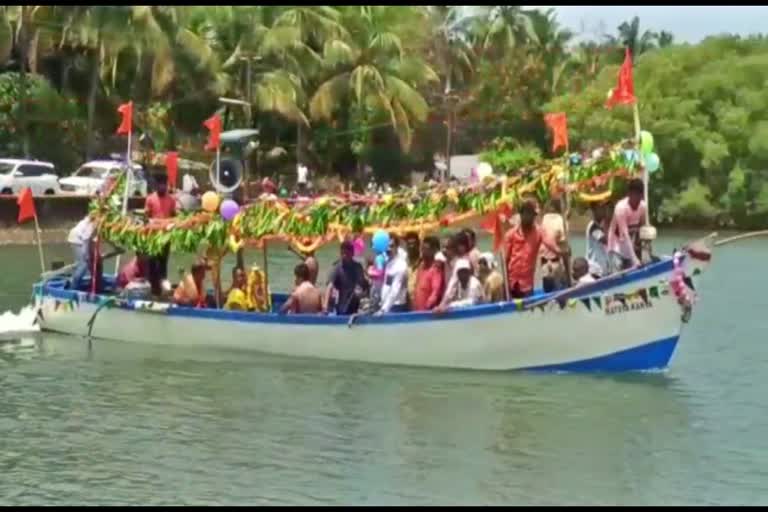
[715,230,768,247]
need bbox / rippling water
[0,232,766,505]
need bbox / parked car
[59,160,147,197]
[0,158,60,195]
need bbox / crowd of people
[67,169,649,318]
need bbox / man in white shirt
[378,236,409,314]
[435,259,483,312]
[67,215,95,290]
[439,231,471,308]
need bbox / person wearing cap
[173,259,210,308]
[478,252,504,303]
[412,236,445,311]
[324,240,369,315]
[145,173,176,296]
[504,200,562,298]
[434,258,483,313]
[378,235,409,314]
[607,178,646,270]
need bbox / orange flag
[16,187,36,224]
[480,203,512,253]
[605,48,636,109]
[116,101,133,135]
[166,151,179,191]
[544,112,568,153]
[204,114,222,151]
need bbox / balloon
[352,236,365,257]
[640,130,654,155]
[643,152,661,173]
[476,162,493,179]
[371,230,390,254]
[569,153,582,166]
[201,191,220,213]
[623,149,639,167]
[220,199,240,221]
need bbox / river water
[0,232,766,505]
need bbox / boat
[33,239,712,372]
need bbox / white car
[0,158,61,195]
[59,160,147,197]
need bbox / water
[0,232,766,505]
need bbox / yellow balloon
[201,191,220,213]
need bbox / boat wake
[0,305,41,339]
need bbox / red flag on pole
[544,112,568,153]
[480,203,512,253]
[204,114,222,151]
[605,48,636,109]
[165,151,179,191]
[16,187,36,224]
[116,101,133,135]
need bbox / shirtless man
[281,263,322,314]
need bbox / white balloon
[476,162,493,179]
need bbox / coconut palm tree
[527,8,574,96]
[613,16,659,60]
[658,30,674,48]
[309,6,438,154]
[479,6,538,58]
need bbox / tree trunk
[85,37,100,160]
[18,6,30,157]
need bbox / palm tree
[658,30,674,48]
[527,8,574,96]
[614,16,658,60]
[309,6,438,168]
[479,6,538,58]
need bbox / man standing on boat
[324,240,369,315]
[378,236,409,314]
[608,178,646,270]
[145,174,176,296]
[586,201,611,277]
[504,200,562,298]
[412,236,445,311]
[66,214,96,290]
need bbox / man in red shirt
[505,200,562,298]
[412,236,445,311]
[145,174,176,295]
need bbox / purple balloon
[220,199,240,221]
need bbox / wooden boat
[33,241,712,372]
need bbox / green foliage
[480,137,543,174]
[547,35,768,227]
[0,73,85,171]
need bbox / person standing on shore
[145,174,176,296]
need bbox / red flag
[204,114,222,151]
[480,203,512,253]
[16,187,36,224]
[165,151,179,191]
[116,101,133,135]
[605,48,636,109]
[544,112,568,153]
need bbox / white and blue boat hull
[33,255,708,372]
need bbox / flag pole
[632,102,649,226]
[216,145,221,191]
[114,128,132,274]
[32,211,45,273]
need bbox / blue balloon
[375,253,388,270]
[623,149,639,166]
[644,152,661,173]
[569,153,582,166]
[371,230,390,254]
